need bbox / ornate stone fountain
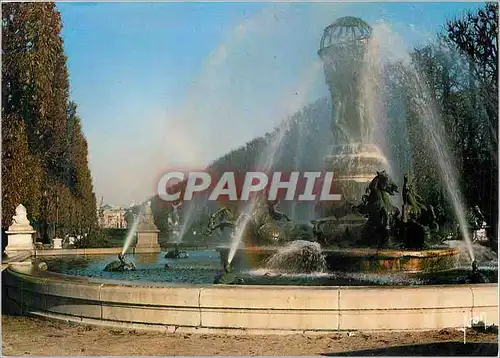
[210,17,459,277]
[213,172,459,275]
[165,201,189,259]
[315,17,389,238]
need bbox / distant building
[99,205,127,228]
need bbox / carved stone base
[135,230,161,253]
[5,230,35,255]
[324,143,389,202]
[316,143,390,244]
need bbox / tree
[1,113,44,229]
[2,3,69,176]
[2,3,98,244]
[66,103,98,235]
[388,4,498,238]
[447,2,498,152]
[446,3,498,236]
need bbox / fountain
[169,201,182,240]
[318,18,389,207]
[214,172,459,275]
[2,14,497,335]
[212,17,460,276]
[121,207,142,255]
[103,200,175,272]
[165,200,189,259]
[103,253,136,272]
[100,204,148,272]
[264,240,327,274]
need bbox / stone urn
[53,238,63,249]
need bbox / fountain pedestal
[135,203,161,253]
[135,230,161,253]
[325,143,389,202]
[316,143,390,243]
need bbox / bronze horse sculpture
[204,196,318,246]
[355,171,398,226]
[353,171,399,247]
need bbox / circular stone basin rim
[3,264,498,334]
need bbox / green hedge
[101,228,127,237]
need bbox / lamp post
[43,190,49,243]
[56,194,59,238]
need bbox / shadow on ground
[321,342,499,356]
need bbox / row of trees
[2,3,98,245]
[399,3,498,235]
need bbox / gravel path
[2,315,498,356]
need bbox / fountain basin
[32,250,496,286]
[3,262,498,334]
[218,246,460,273]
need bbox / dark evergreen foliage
[2,3,98,243]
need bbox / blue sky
[56,2,482,206]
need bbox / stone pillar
[135,202,161,253]
[5,204,35,256]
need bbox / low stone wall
[3,264,498,334]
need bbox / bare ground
[2,315,498,356]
